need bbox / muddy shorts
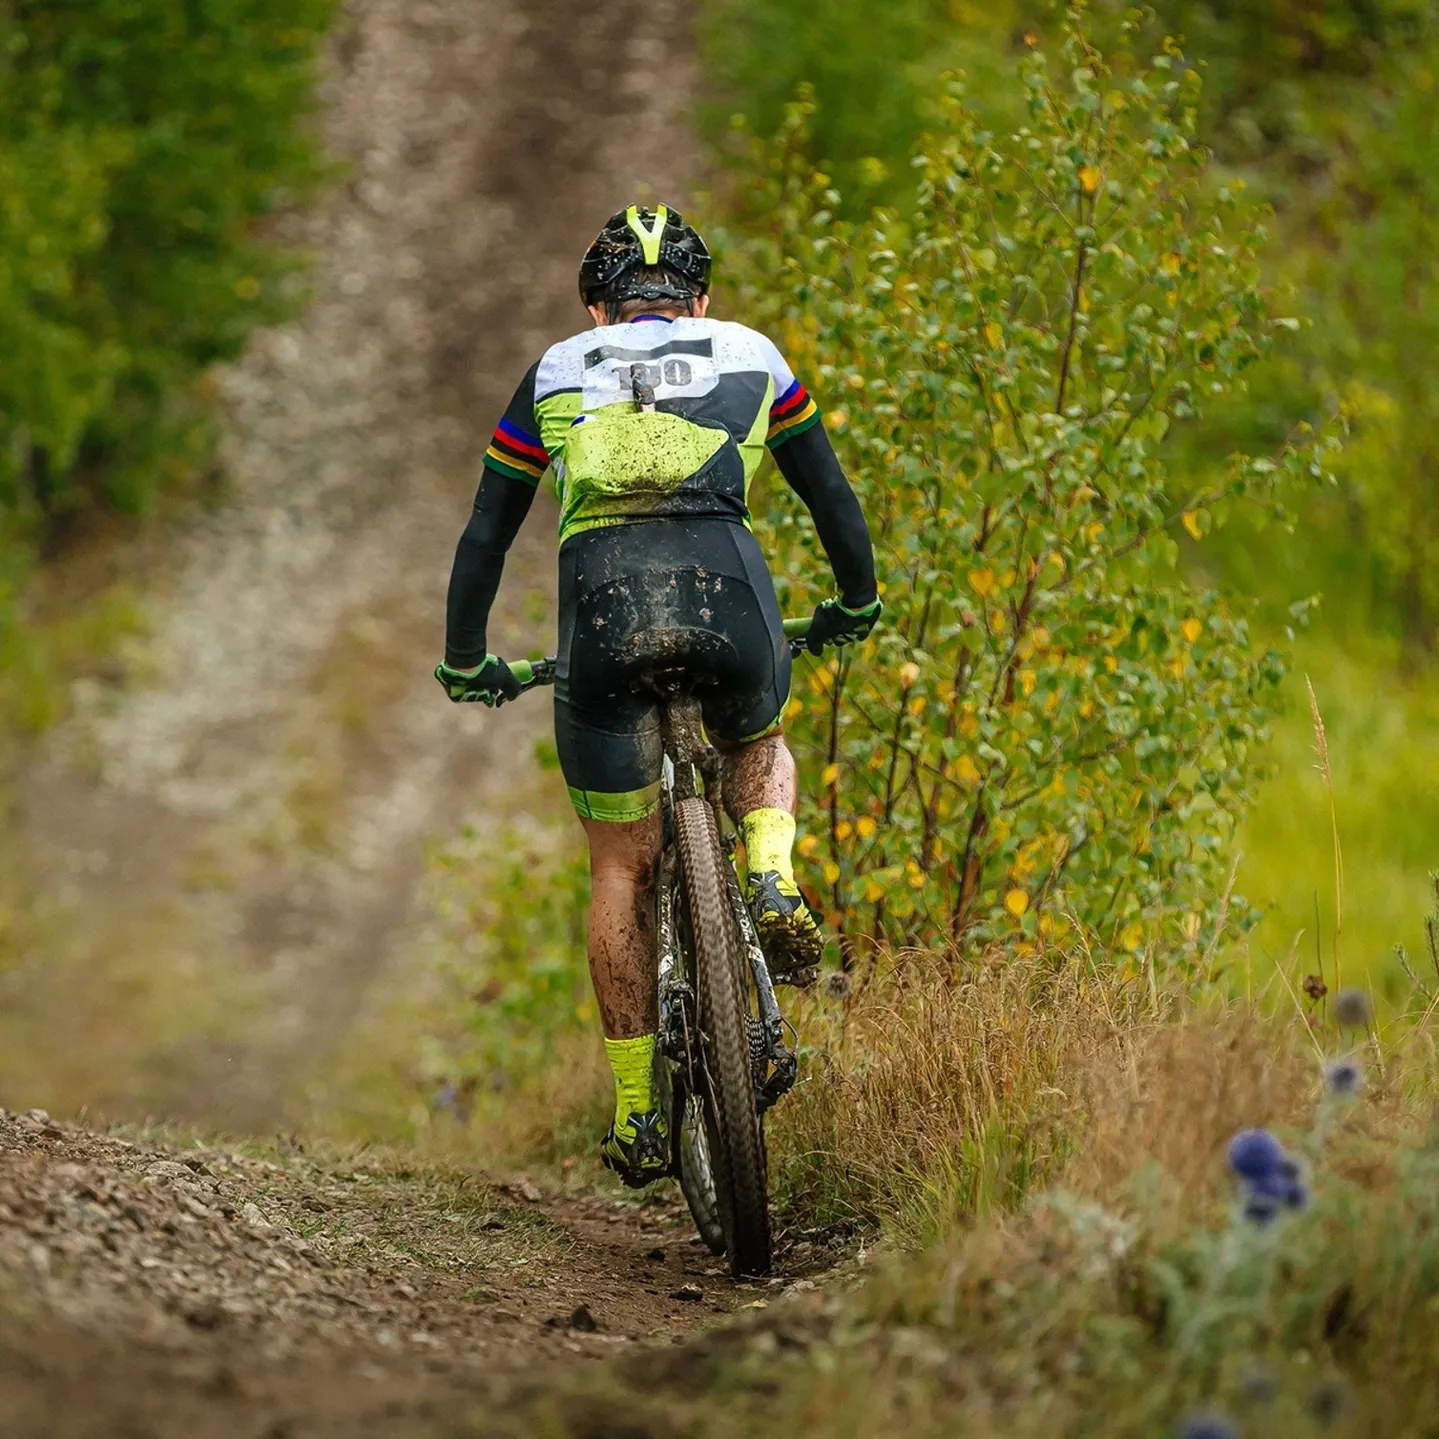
[554,518,790,823]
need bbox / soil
[0,1108,839,1437]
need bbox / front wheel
[674,795,771,1276]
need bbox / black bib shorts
[554,518,791,823]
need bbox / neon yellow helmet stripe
[625,203,669,266]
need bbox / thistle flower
[1334,988,1374,1028]
[1323,1058,1364,1098]
[1238,1360,1279,1406]
[1176,1410,1238,1439]
[1227,1128,1285,1181]
[1308,1377,1352,1429]
[1228,1129,1308,1225]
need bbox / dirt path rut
[4,0,698,1130]
[0,1108,834,1437]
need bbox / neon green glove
[434,655,523,706]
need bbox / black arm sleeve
[443,468,538,668]
[770,420,877,609]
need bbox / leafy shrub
[722,16,1331,962]
[0,0,337,524]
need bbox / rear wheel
[677,1092,726,1256]
[674,795,771,1276]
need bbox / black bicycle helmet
[578,203,712,310]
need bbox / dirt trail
[4,0,698,1129]
[0,1109,832,1437]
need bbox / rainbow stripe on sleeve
[765,380,821,447]
[484,417,549,482]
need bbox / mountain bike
[507,618,813,1277]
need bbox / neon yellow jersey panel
[528,316,817,542]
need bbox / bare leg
[580,813,662,1039]
[717,731,797,824]
[717,729,821,976]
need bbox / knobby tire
[673,795,771,1277]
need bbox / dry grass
[769,946,1162,1244]
[723,996,1439,1437]
[499,990,1439,1438]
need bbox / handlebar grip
[510,657,557,690]
[782,617,811,639]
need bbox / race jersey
[480,315,821,542]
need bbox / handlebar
[508,618,816,696]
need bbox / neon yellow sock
[739,807,797,883]
[604,1034,657,1140]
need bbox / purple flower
[1227,1128,1285,1181]
[1334,988,1373,1028]
[1176,1411,1238,1439]
[1228,1129,1308,1225]
[1324,1058,1363,1098]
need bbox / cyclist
[436,204,879,1185]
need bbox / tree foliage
[0,0,337,525]
[722,16,1331,963]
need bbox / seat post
[661,693,725,817]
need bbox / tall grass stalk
[1306,675,1345,999]
[768,946,1159,1245]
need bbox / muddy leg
[716,732,797,825]
[580,813,662,1039]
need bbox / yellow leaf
[899,661,922,688]
[823,861,841,885]
[797,835,820,859]
[909,696,927,716]
[989,609,1007,634]
[821,763,840,787]
[1104,655,1117,674]
[864,880,885,902]
[983,320,1004,350]
[1161,251,1182,275]
[1079,164,1101,194]
[1079,698,1095,719]
[908,869,926,890]
[1181,617,1202,644]
[968,568,995,597]
[835,820,853,841]
[1182,509,1203,541]
[956,754,980,785]
[1120,922,1144,952]
[856,816,877,839]
[1181,911,1202,940]
[1020,668,1037,696]
[1005,888,1029,917]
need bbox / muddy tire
[674,796,771,1276]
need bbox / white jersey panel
[533,317,786,403]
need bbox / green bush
[0,0,337,524]
[723,16,1332,962]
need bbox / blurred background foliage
[701,0,1439,994]
[0,0,335,735]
